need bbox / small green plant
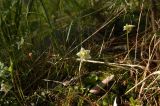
[129,97,141,106]
[0,61,12,97]
[123,24,135,58]
[76,47,91,86]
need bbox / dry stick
[76,59,145,70]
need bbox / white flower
[76,47,91,60]
[123,24,135,33]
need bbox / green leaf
[8,59,13,73]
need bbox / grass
[0,0,160,105]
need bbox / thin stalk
[78,60,83,86]
[134,0,144,63]
[126,32,130,58]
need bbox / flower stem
[126,32,130,58]
[78,60,83,86]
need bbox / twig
[76,59,145,69]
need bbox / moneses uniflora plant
[76,47,91,60]
[123,24,135,33]
[123,24,135,58]
[76,47,91,85]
